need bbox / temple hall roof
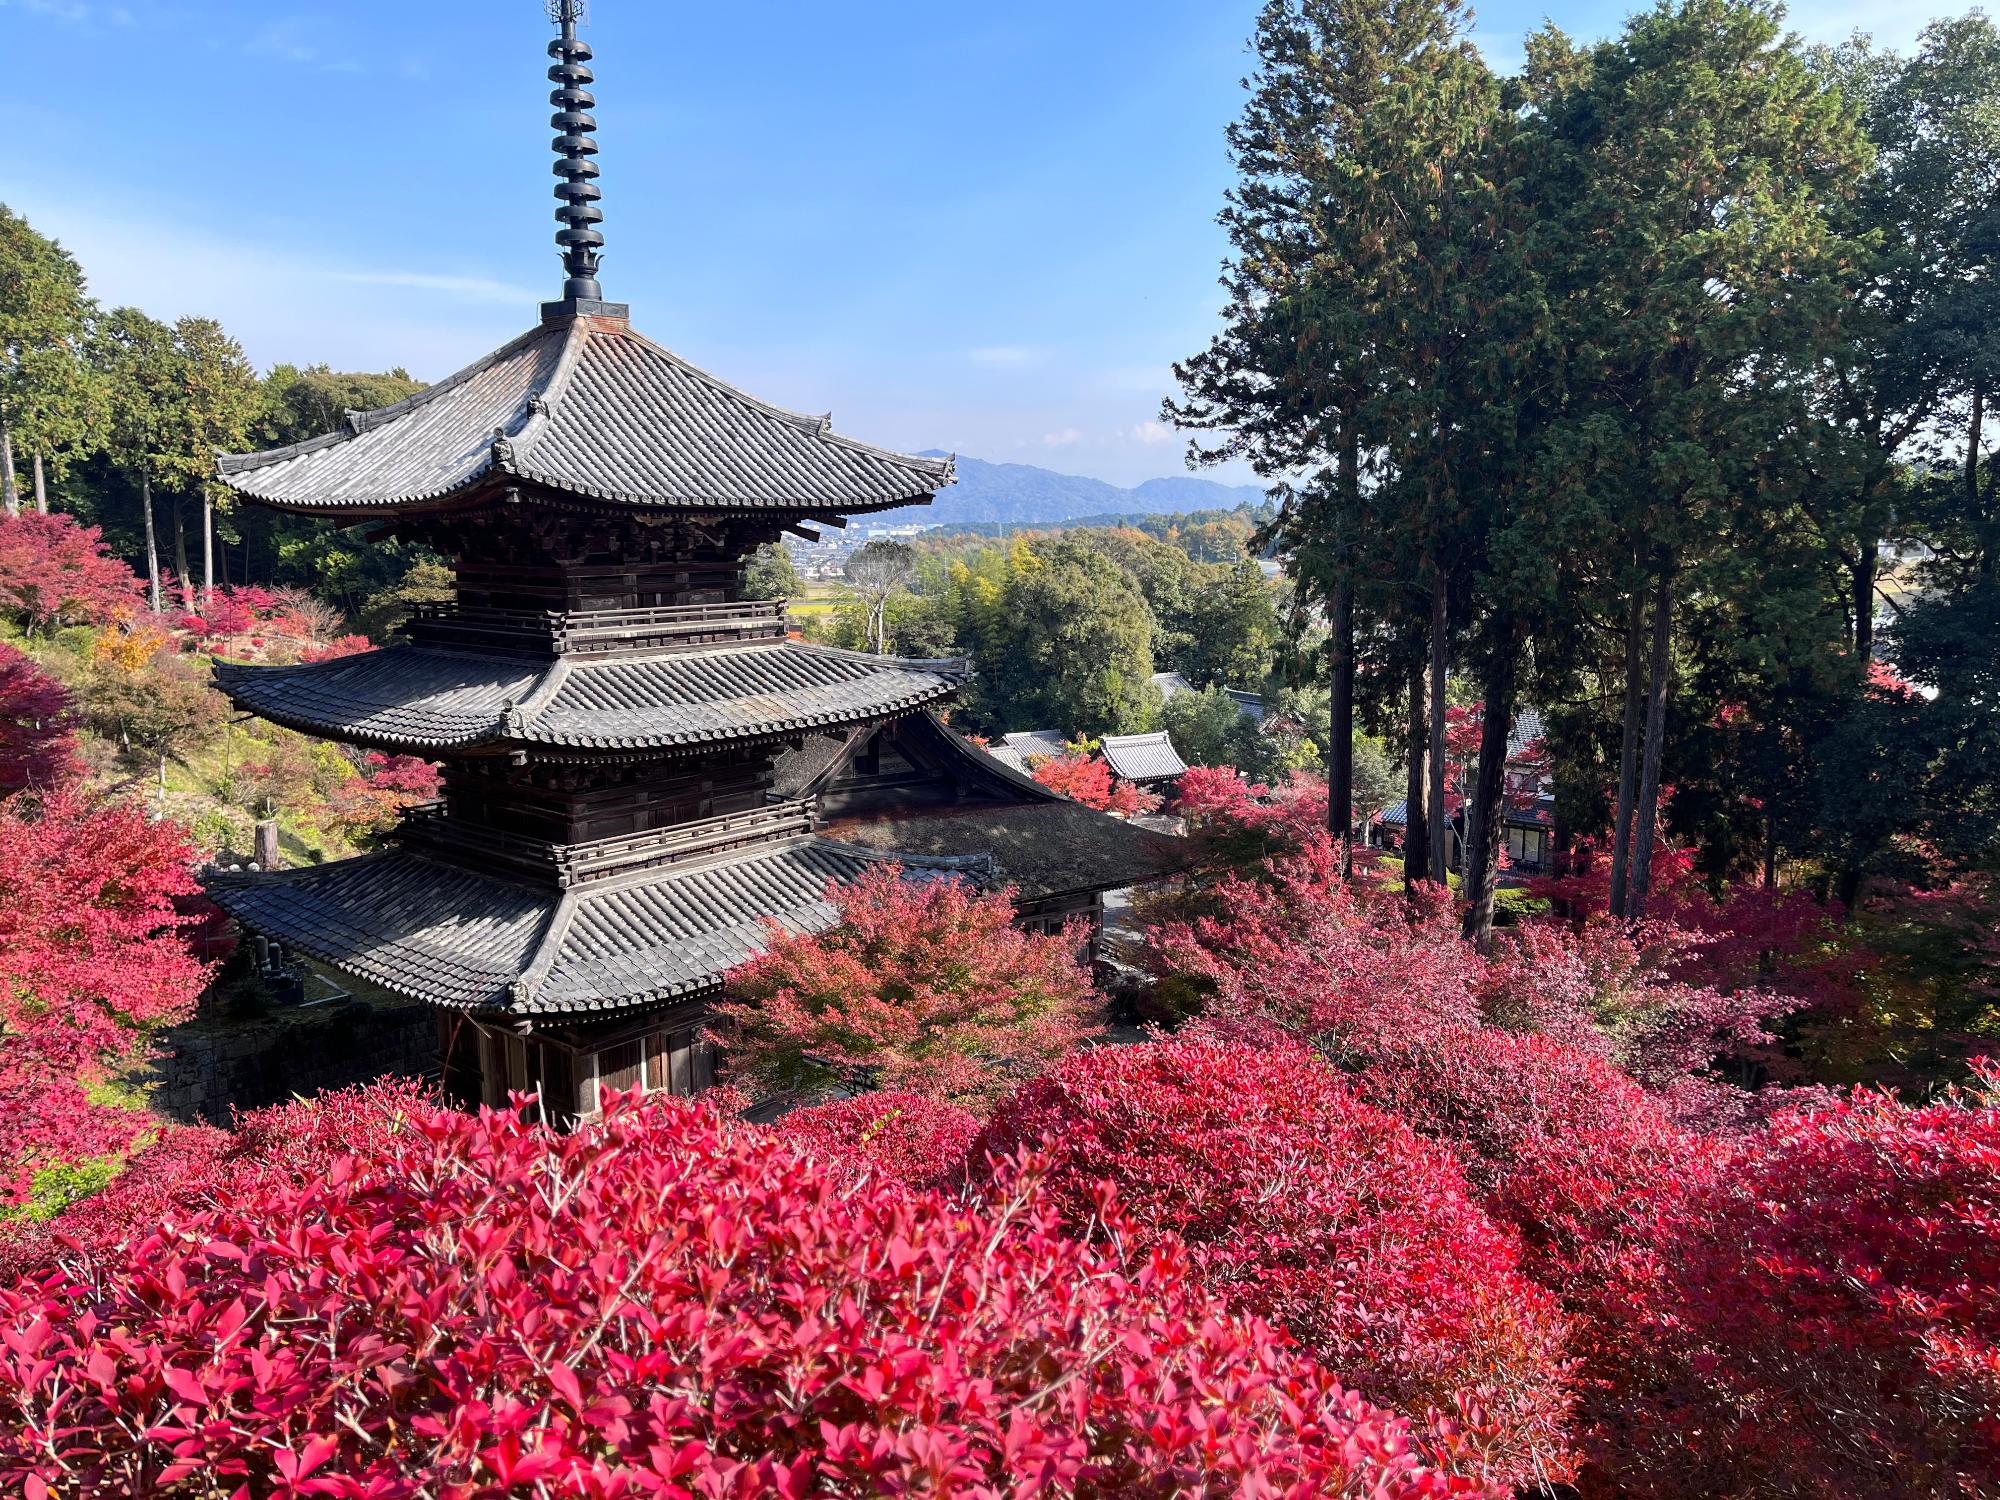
[207,837,990,1018]
[984,742,1030,773]
[999,730,1068,762]
[216,315,955,517]
[1099,731,1190,783]
[212,641,969,754]
[819,801,1187,903]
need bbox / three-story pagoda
[206,2,1179,1115]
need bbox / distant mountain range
[910,452,1268,529]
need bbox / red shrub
[1351,1029,1718,1307]
[1147,834,1484,1059]
[0,791,208,1206]
[0,1088,1498,1498]
[0,1125,230,1282]
[0,644,76,793]
[1606,1066,2000,1499]
[1154,832,1786,1117]
[0,1080,437,1281]
[711,864,1102,1104]
[1031,750,1161,814]
[1482,917,1793,1129]
[976,1036,1577,1488]
[0,513,142,632]
[773,1089,980,1190]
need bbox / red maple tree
[0,513,143,634]
[1029,751,1161,814]
[710,864,1102,1104]
[0,791,209,1207]
[0,644,77,793]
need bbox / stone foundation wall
[150,1000,440,1125]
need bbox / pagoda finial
[548,0,604,303]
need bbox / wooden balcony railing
[397,797,817,888]
[403,599,789,657]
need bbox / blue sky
[0,0,1942,487]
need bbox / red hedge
[1349,1029,1720,1306]
[974,1036,1577,1488]
[0,1087,1497,1498]
[773,1089,980,1190]
[1609,1068,2000,1498]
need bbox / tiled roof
[213,641,968,753]
[216,315,954,516]
[1225,688,1266,723]
[985,743,1029,773]
[208,838,990,1017]
[207,852,550,1011]
[1508,708,1547,760]
[1099,731,1189,783]
[1149,671,1193,701]
[821,801,1187,902]
[1000,730,1068,762]
[1512,793,1556,830]
[1372,794,1552,830]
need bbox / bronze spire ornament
[545,1,616,316]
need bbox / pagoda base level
[208,712,1188,1120]
[438,1008,716,1119]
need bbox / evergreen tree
[1525,0,1870,918]
[1169,0,1500,876]
[95,308,178,611]
[966,539,1157,737]
[741,542,800,602]
[0,207,102,516]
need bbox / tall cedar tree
[0,207,103,517]
[95,308,180,611]
[1168,0,1497,877]
[1525,0,1869,918]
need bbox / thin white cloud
[968,345,1038,368]
[1130,420,1174,445]
[0,0,97,22]
[1040,428,1082,447]
[0,189,530,379]
[334,270,541,306]
[246,17,318,64]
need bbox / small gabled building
[1225,688,1267,725]
[1370,708,1555,872]
[998,729,1069,765]
[1099,731,1189,788]
[204,3,1177,1116]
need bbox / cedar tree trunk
[1427,566,1449,883]
[31,453,46,514]
[1327,580,1354,874]
[1608,580,1645,917]
[1628,564,1675,919]
[172,499,191,606]
[1404,656,1429,888]
[0,416,17,517]
[141,472,162,613]
[1460,637,1518,950]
